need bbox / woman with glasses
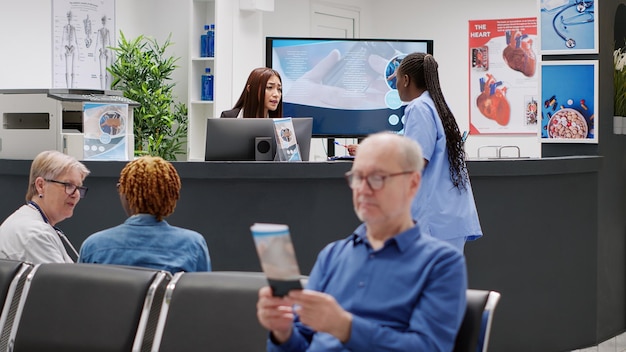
[0,150,90,263]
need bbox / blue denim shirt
[268,223,467,352]
[78,214,211,274]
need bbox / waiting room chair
[0,259,32,351]
[453,289,501,352]
[7,263,170,352]
[477,290,501,352]
[151,271,268,352]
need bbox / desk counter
[0,156,603,352]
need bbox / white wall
[0,1,52,89]
[115,0,191,104]
[0,0,541,158]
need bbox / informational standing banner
[83,102,129,160]
[52,0,116,90]
[468,17,538,135]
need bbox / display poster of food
[468,17,538,135]
[540,60,597,143]
[538,0,598,55]
[83,102,130,160]
[52,0,115,89]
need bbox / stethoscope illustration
[551,0,594,48]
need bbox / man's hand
[257,286,295,344]
[285,49,389,109]
[289,289,353,343]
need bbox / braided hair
[398,52,468,190]
[118,156,181,221]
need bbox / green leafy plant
[614,43,626,116]
[108,31,188,160]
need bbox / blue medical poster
[539,0,597,54]
[540,61,598,143]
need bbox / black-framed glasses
[344,171,415,191]
[45,179,88,198]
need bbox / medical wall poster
[52,0,116,89]
[539,60,598,143]
[83,102,129,160]
[468,18,538,135]
[538,0,598,55]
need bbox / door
[309,3,360,160]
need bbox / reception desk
[0,156,604,352]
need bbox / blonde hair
[26,150,90,202]
[118,156,181,221]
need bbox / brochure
[250,223,303,296]
[272,118,301,162]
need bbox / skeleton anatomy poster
[52,0,115,90]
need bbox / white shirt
[0,205,73,264]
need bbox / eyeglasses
[345,171,415,191]
[45,179,88,198]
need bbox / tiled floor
[570,332,626,352]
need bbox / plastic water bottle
[201,68,214,101]
[207,24,215,57]
[200,25,210,57]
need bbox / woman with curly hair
[396,52,482,251]
[79,156,211,273]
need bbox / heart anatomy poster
[468,17,538,135]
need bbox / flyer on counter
[273,118,302,162]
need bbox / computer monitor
[204,117,313,161]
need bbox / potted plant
[614,43,626,134]
[108,32,188,160]
[615,46,626,112]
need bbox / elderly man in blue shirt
[257,132,467,351]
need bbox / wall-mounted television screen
[266,37,434,137]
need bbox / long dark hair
[398,52,468,189]
[232,67,283,118]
